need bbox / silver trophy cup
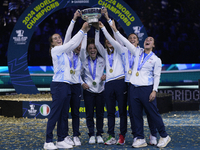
[81,7,102,24]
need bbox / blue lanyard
[108,53,113,68]
[128,50,134,69]
[137,51,153,71]
[67,52,78,69]
[88,57,97,80]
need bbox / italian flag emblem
[40,104,50,116]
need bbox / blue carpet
[0,111,200,150]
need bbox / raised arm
[110,20,137,55]
[101,7,123,45]
[52,22,90,56]
[63,9,81,44]
[94,25,107,58]
[99,21,124,54]
[79,33,87,62]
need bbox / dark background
[0,0,199,66]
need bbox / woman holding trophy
[44,9,90,149]
[80,35,106,144]
[94,20,128,145]
[109,20,171,148]
[80,7,107,145]
[102,8,158,146]
[61,10,85,147]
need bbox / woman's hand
[82,83,90,90]
[73,9,81,21]
[149,91,156,102]
[101,75,106,81]
[99,21,104,28]
[82,22,91,33]
[101,7,109,21]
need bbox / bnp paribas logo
[13,29,28,45]
[71,0,89,3]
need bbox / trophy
[81,7,102,24]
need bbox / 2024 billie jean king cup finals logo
[13,29,28,45]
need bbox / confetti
[0,111,200,149]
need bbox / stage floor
[0,111,200,150]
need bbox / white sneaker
[97,136,104,144]
[133,137,137,143]
[64,136,74,145]
[89,136,96,144]
[157,135,171,148]
[43,142,57,149]
[149,134,157,145]
[132,139,147,148]
[56,141,73,149]
[73,136,81,146]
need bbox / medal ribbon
[88,57,97,80]
[137,51,153,71]
[67,55,72,68]
[73,53,78,70]
[108,53,113,68]
[67,52,78,69]
[128,50,134,69]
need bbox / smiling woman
[80,30,106,144]
[108,19,171,147]
[7,0,147,99]
[86,38,97,60]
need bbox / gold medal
[70,69,73,74]
[109,69,113,73]
[92,81,96,86]
[73,70,75,74]
[128,70,132,74]
[136,72,139,76]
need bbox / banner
[7,0,147,94]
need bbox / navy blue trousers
[69,83,81,136]
[46,82,71,142]
[127,83,157,137]
[129,84,168,139]
[127,83,134,135]
[83,90,105,137]
[105,78,127,137]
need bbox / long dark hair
[48,34,54,58]
[104,34,115,55]
[86,38,95,50]
[48,33,62,58]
